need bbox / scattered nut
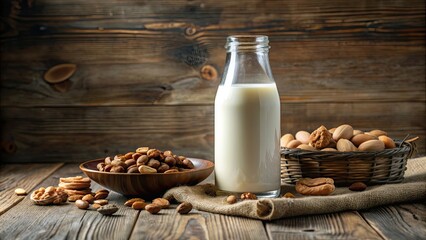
[282,192,295,198]
[94,189,109,200]
[132,201,147,210]
[176,202,192,214]
[67,194,84,202]
[15,188,27,196]
[296,178,335,196]
[145,204,161,214]
[98,204,119,216]
[82,194,94,204]
[75,200,90,209]
[349,182,367,191]
[125,198,145,207]
[240,192,257,200]
[152,198,170,209]
[92,203,102,209]
[94,199,108,206]
[226,195,237,204]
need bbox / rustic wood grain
[0,163,139,240]
[1,0,425,161]
[265,211,383,239]
[130,206,269,240]
[360,203,426,240]
[1,102,424,163]
[0,163,63,215]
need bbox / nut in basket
[280,125,417,186]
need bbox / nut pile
[225,193,258,204]
[122,197,193,215]
[59,176,92,198]
[30,186,68,205]
[281,124,396,152]
[97,147,195,173]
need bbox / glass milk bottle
[214,35,281,198]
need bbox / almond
[369,129,387,137]
[336,139,358,152]
[321,148,337,151]
[353,130,364,136]
[365,132,379,139]
[138,165,157,173]
[350,134,377,147]
[286,140,302,149]
[358,140,385,151]
[378,135,396,149]
[297,144,317,151]
[295,131,310,144]
[333,124,354,141]
[329,128,336,134]
[280,134,294,148]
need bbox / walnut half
[309,125,332,149]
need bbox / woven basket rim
[281,140,412,157]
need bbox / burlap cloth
[164,157,426,220]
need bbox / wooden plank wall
[0,0,425,162]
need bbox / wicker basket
[281,140,415,186]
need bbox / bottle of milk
[215,35,281,197]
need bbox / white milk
[214,83,281,193]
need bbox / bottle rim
[225,35,270,52]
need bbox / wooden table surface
[0,162,425,240]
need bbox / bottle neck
[226,35,270,53]
[221,35,274,86]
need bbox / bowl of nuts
[80,147,214,199]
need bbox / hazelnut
[176,202,192,214]
[75,200,89,209]
[349,182,367,191]
[226,195,237,204]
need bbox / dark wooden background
[1,0,425,162]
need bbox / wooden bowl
[80,158,214,199]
